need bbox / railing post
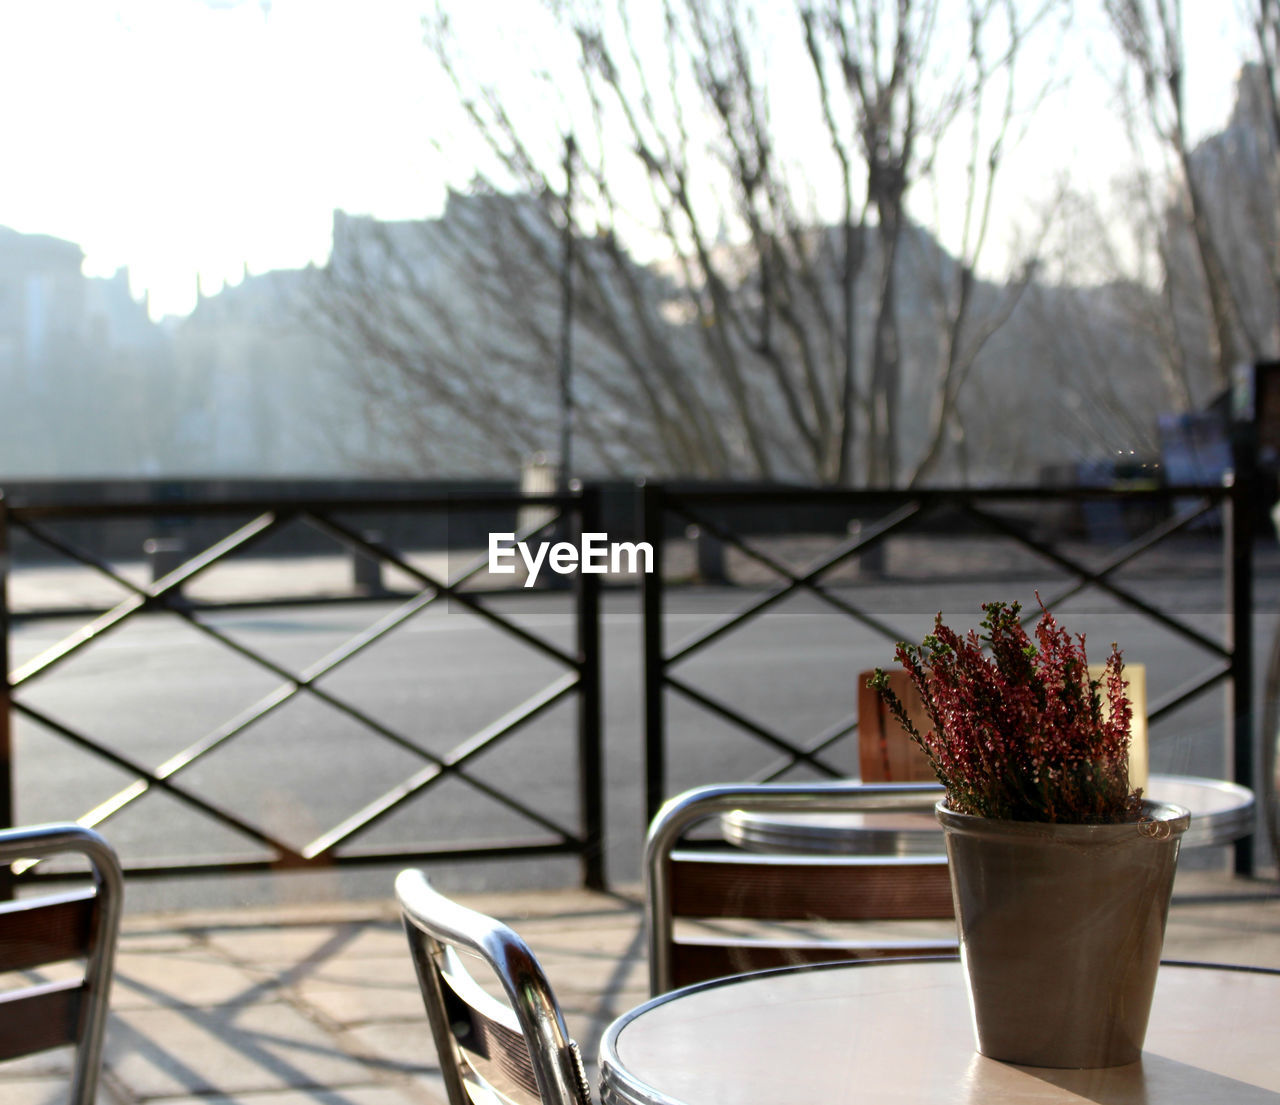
[641,481,666,824]
[0,493,14,900]
[575,485,605,890]
[1227,445,1256,876]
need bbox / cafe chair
[395,869,593,1105]
[0,822,124,1105]
[645,781,957,995]
[857,669,939,782]
[860,666,1150,788]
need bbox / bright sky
[0,0,1252,319]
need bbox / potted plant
[871,600,1189,1069]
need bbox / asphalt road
[8,576,1277,910]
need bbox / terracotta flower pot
[936,798,1190,1069]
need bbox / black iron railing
[640,481,1257,874]
[1,476,1265,889]
[0,489,604,892]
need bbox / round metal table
[720,773,1254,855]
[599,960,1280,1105]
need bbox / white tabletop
[599,960,1280,1105]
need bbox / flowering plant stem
[871,600,1142,823]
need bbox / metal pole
[641,482,667,823]
[0,494,14,899]
[557,133,576,493]
[1227,423,1256,876]
[576,485,605,890]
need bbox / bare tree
[975,0,1280,479]
[311,0,1058,485]
[1103,0,1279,395]
[1234,0,1280,352]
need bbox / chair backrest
[395,870,592,1105]
[645,782,956,995]
[860,665,1151,789]
[0,823,124,1105]
[857,669,937,782]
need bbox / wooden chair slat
[0,891,96,974]
[857,669,937,782]
[0,980,83,1062]
[669,853,954,921]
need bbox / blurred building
[170,266,368,475]
[0,226,377,479]
[0,227,170,476]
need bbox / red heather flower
[870,600,1141,824]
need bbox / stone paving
[2,868,1278,1105]
[0,886,647,1105]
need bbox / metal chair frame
[0,823,123,1105]
[396,869,592,1105]
[645,782,957,995]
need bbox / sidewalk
[8,530,1278,615]
[5,884,647,1105]
[3,868,1278,1105]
